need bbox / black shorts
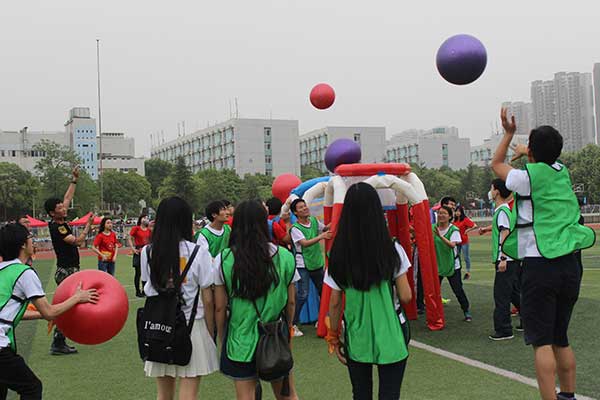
[521,254,582,347]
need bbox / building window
[354,133,361,143]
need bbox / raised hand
[510,143,528,162]
[501,108,517,136]
[72,165,80,180]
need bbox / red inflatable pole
[412,201,445,330]
[395,203,417,320]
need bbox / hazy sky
[1,1,598,157]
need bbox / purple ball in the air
[324,138,361,173]
[436,34,487,85]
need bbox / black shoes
[488,332,514,341]
[50,343,78,355]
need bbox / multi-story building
[299,126,386,172]
[0,108,145,177]
[531,72,596,152]
[502,101,533,136]
[65,107,98,179]
[151,118,300,177]
[593,63,600,144]
[99,132,145,175]
[470,133,529,167]
[386,126,470,170]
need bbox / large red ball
[272,174,302,203]
[310,83,336,110]
[52,270,129,345]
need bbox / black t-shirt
[49,221,80,267]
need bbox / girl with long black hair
[325,182,412,400]
[92,217,119,276]
[140,197,218,400]
[214,200,299,400]
[128,214,152,297]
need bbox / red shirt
[453,217,475,244]
[268,216,288,244]
[130,226,152,248]
[224,217,234,227]
[93,231,119,261]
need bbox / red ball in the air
[310,83,336,110]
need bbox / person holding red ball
[0,223,98,400]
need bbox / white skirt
[144,318,219,378]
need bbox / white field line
[410,340,596,400]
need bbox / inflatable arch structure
[285,164,445,333]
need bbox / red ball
[52,270,129,345]
[272,174,302,202]
[310,83,336,110]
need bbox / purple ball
[436,34,487,85]
[324,138,361,173]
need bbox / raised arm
[64,215,94,247]
[491,108,517,180]
[62,166,80,208]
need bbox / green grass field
[11,234,600,399]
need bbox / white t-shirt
[196,225,224,253]
[290,218,325,269]
[505,165,563,258]
[494,204,513,262]
[324,242,412,290]
[438,225,462,269]
[213,243,300,286]
[0,260,45,349]
[141,241,213,322]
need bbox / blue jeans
[98,261,115,276]
[460,243,472,272]
[294,267,324,325]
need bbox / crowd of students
[0,107,595,400]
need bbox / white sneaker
[293,325,304,337]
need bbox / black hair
[328,183,399,291]
[44,198,61,215]
[0,224,30,260]
[228,200,278,300]
[99,217,112,232]
[454,205,467,222]
[529,126,563,165]
[492,179,511,199]
[440,196,457,207]
[437,205,454,221]
[290,198,306,214]
[205,201,225,222]
[149,197,193,291]
[265,197,283,216]
[137,214,148,226]
[221,199,232,207]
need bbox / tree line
[1,139,599,221]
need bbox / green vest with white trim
[292,217,324,271]
[492,204,512,264]
[198,225,231,258]
[220,246,296,362]
[503,163,596,260]
[0,262,33,352]
[342,279,409,364]
[433,224,460,277]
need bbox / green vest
[343,280,408,364]
[503,163,596,260]
[199,225,231,258]
[433,224,460,277]
[492,205,512,264]
[221,246,296,362]
[0,263,33,352]
[292,217,324,271]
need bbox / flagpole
[97,39,104,210]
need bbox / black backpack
[252,300,293,395]
[136,245,200,366]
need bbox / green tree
[158,157,202,211]
[0,162,40,220]
[301,166,324,181]
[145,158,174,199]
[240,173,274,201]
[101,170,151,214]
[195,169,243,212]
[562,145,600,204]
